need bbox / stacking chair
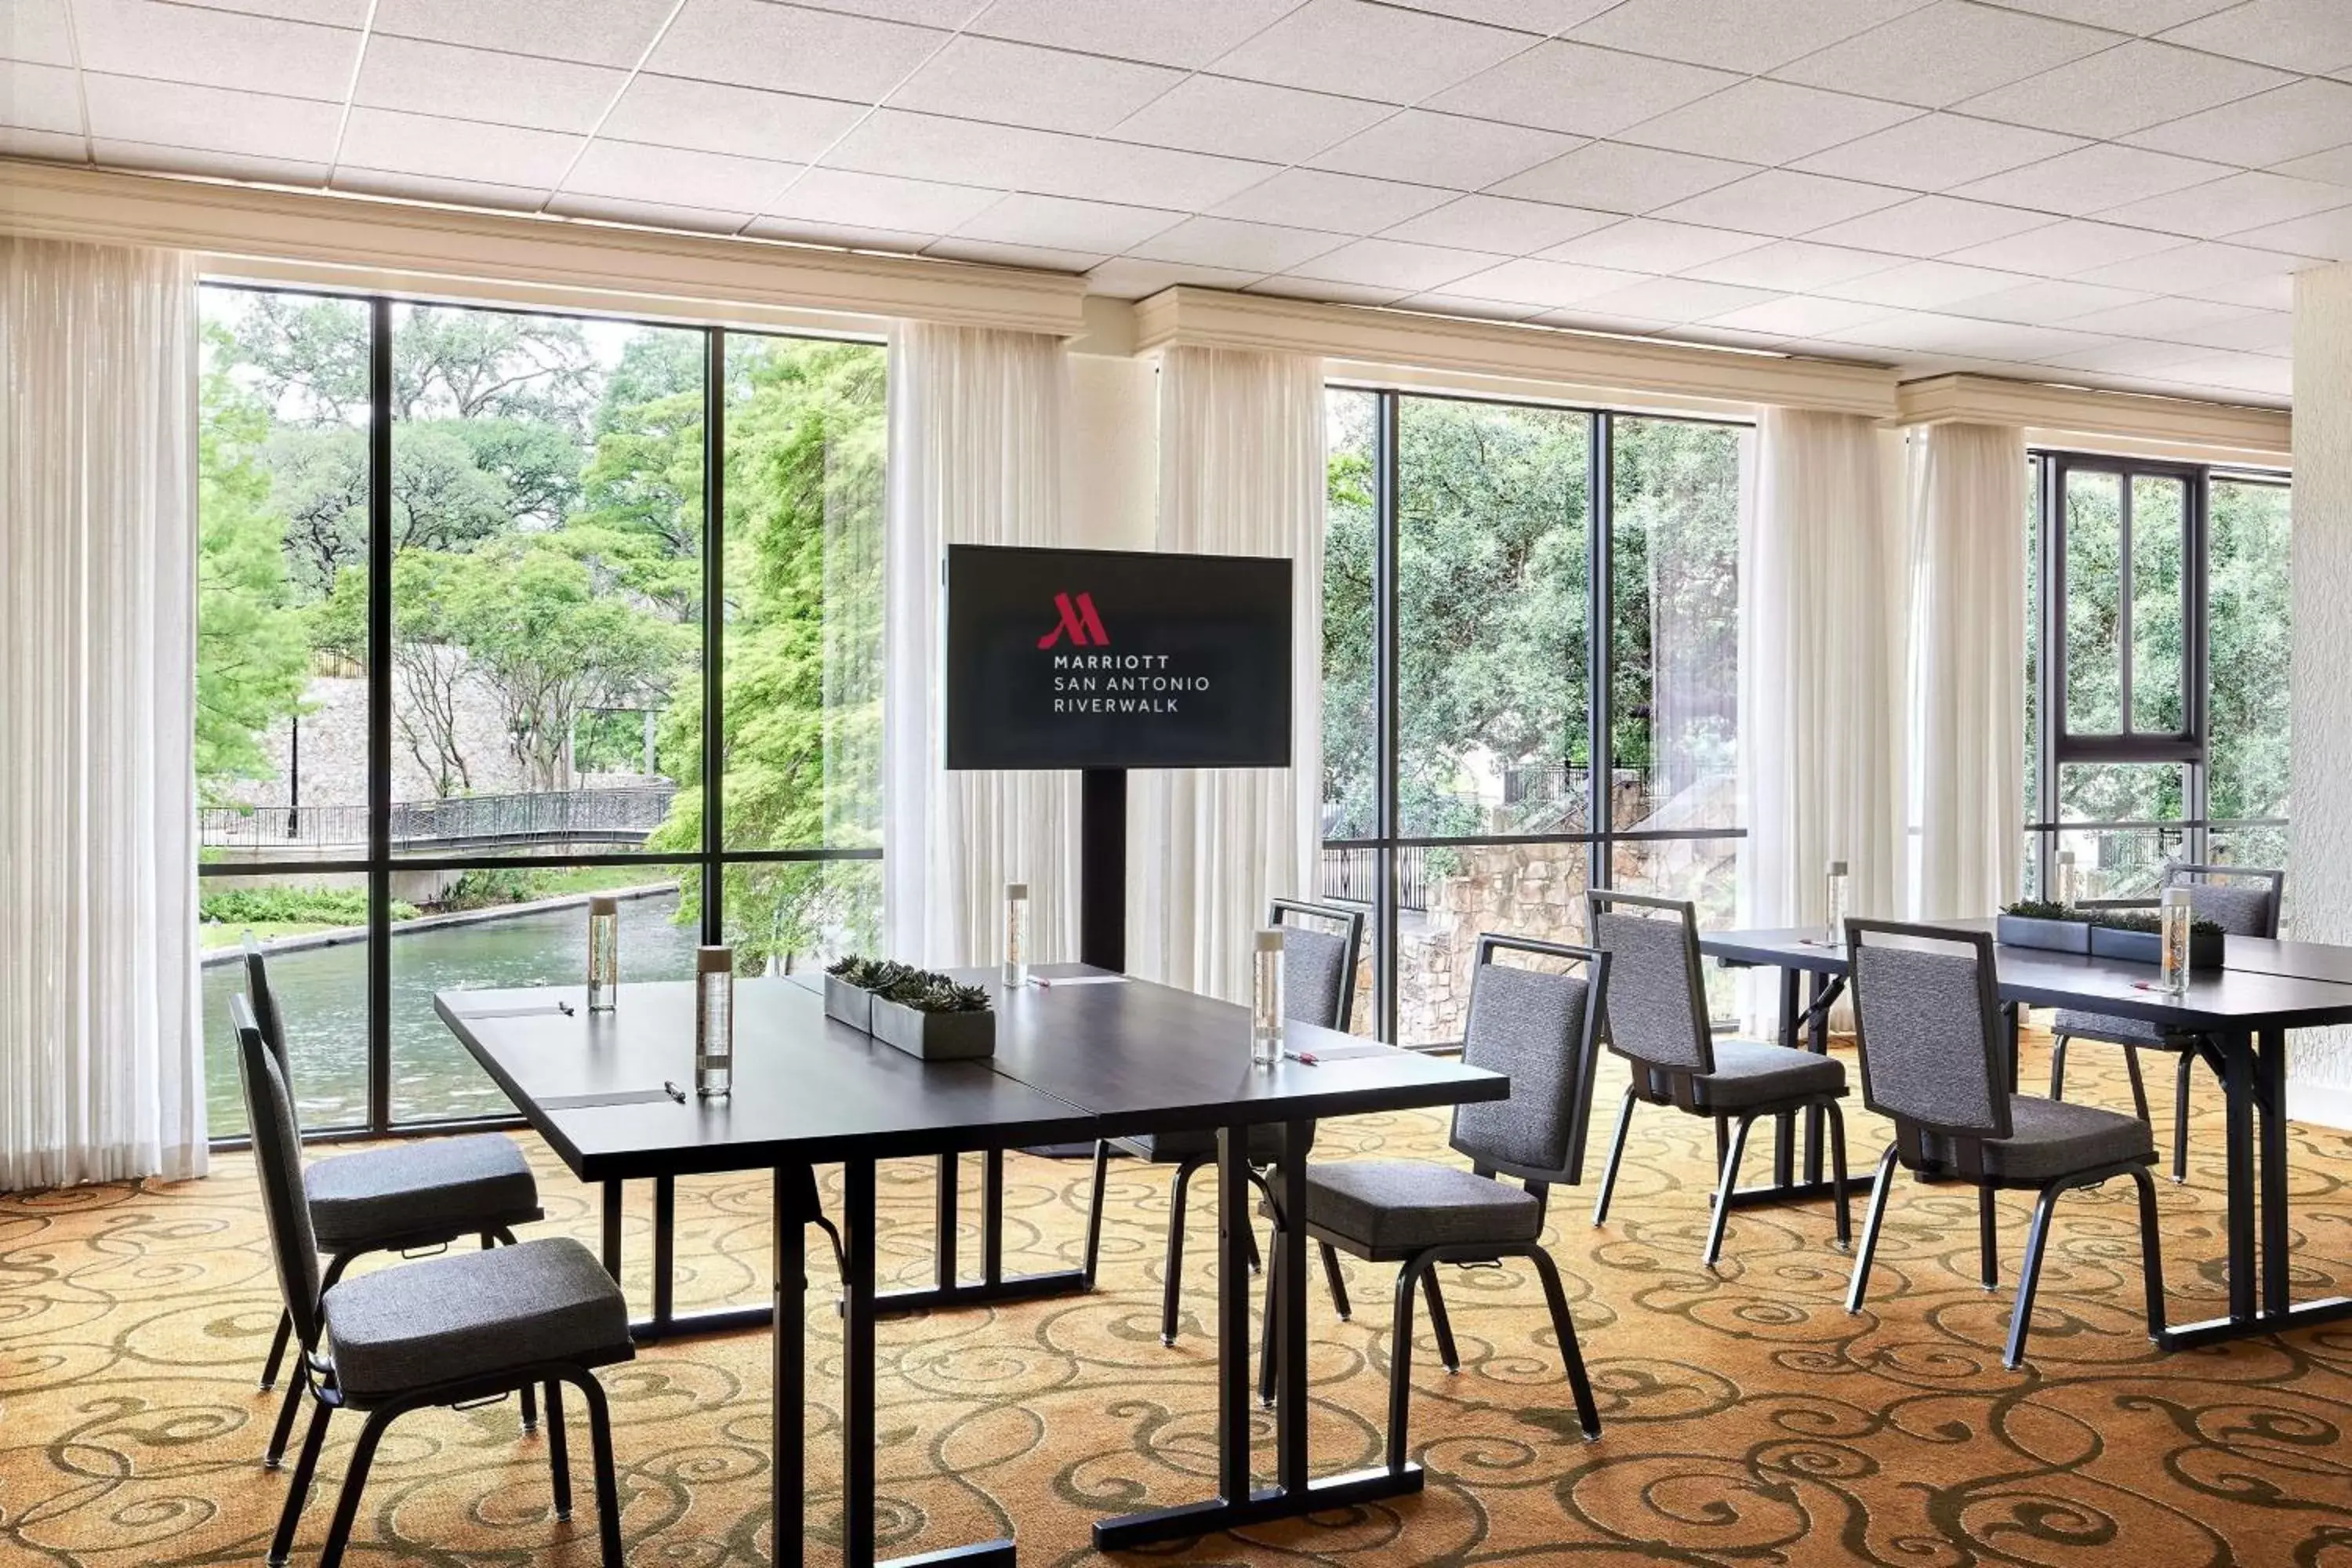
[232,997,633,1568]
[1586,890,1851,1267]
[243,937,546,1466]
[2048,864,2285,1181]
[1256,935,1605,1464]
[1083,898,1365,1345]
[1844,920,2165,1368]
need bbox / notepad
[1033,975,1129,987]
[1288,1040,1394,1061]
[537,1088,681,1110]
[457,1003,575,1019]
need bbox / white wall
[1063,352,1158,552]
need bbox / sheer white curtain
[1127,346,1323,1003]
[880,322,1079,967]
[1,238,205,1189]
[1740,408,1907,949]
[1908,422,2027,919]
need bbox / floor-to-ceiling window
[2027,450,2290,901]
[196,283,884,1138]
[1321,387,1745,1045]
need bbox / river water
[201,891,699,1134]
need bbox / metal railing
[201,786,677,852]
[1318,844,1436,913]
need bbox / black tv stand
[1080,768,1126,972]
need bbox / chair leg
[1160,1154,1207,1348]
[259,1308,292,1392]
[2049,1035,2068,1100]
[1978,1185,1998,1291]
[2123,1046,2152,1126]
[317,1406,399,1568]
[1385,1259,1427,1473]
[1845,1144,1900,1315]
[1257,1240,1280,1408]
[267,1395,331,1567]
[263,1363,307,1468]
[2005,1178,2078,1369]
[1824,1100,1852,1250]
[1319,1240,1352,1321]
[1081,1139,1109,1287]
[1592,1086,1636,1227]
[2174,1051,2194,1184]
[1421,1271,1460,1374]
[1523,1247,1599,1439]
[2129,1165,2167,1343]
[1702,1113,1757,1269]
[546,1379,572,1521]
[571,1371,627,1568]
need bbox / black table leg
[2258,1026,2290,1317]
[653,1174,677,1326]
[2224,1031,2256,1323]
[1716,967,1857,1218]
[935,1154,958,1289]
[601,1180,623,1280]
[1276,1121,1310,1496]
[612,1173,773,1344]
[774,1167,806,1568]
[1802,970,1828,1186]
[877,1149,1090,1318]
[1773,970,1800,1187]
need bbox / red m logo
[1036,591,1109,649]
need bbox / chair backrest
[1584,889,1713,1075]
[242,933,291,1078]
[1449,933,1609,1185]
[1269,897,1366,1032]
[232,993,325,1348]
[1846,920,2011,1142]
[2165,862,2283,938]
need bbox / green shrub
[199,886,418,926]
[438,866,553,911]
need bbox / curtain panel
[880,321,1080,968]
[1,238,205,1189]
[1127,346,1325,1004]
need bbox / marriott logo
[1036,591,1109,649]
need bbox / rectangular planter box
[823,975,873,1033]
[2088,923,2225,971]
[1994,913,2091,954]
[870,996,996,1062]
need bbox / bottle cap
[1256,927,1286,952]
[1826,859,1848,876]
[1006,882,1028,900]
[589,895,618,916]
[698,945,734,974]
[2161,887,2192,906]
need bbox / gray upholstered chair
[1082,898,1365,1345]
[1256,935,1604,1465]
[244,937,546,1466]
[2048,864,2284,1182]
[233,997,633,1568]
[1586,890,1851,1267]
[1843,920,2165,1369]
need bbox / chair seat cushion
[307,1134,540,1250]
[1690,1040,1846,1110]
[1262,1160,1541,1254]
[2053,1007,2190,1048]
[1116,1124,1290,1164]
[325,1237,630,1397]
[1930,1094,2156,1181]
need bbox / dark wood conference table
[1701,920,2352,1351]
[437,964,1504,1566]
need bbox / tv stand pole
[1080,768,1127,972]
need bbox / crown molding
[0,158,1087,337]
[1896,372,2289,460]
[1130,286,1901,419]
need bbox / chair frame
[1841,920,2166,1369]
[2049,863,2284,1183]
[1258,934,1606,1462]
[1585,890,1852,1268]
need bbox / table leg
[652,1175,677,1327]
[773,1167,806,1568]
[984,1149,1006,1285]
[841,1159,877,1567]
[2259,1026,2290,1317]
[1802,970,1828,1187]
[1218,1124,1253,1504]
[877,1149,1089,1319]
[2223,1032,2256,1323]
[601,1181,623,1281]
[1276,1121,1310,1496]
[935,1155,958,1290]
[1773,970,1800,1187]
[1715,967,1854,1218]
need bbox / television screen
[944,544,1293,771]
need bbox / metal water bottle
[1004,881,1029,989]
[1252,927,1285,1066]
[586,895,619,1012]
[695,946,735,1096]
[1824,859,1850,946]
[2159,887,2192,998]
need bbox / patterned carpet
[6,1033,2352,1568]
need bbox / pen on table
[1283,1048,1319,1065]
[557,999,575,1015]
[662,1080,688,1102]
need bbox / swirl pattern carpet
[5,1035,2351,1566]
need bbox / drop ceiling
[5,0,2349,407]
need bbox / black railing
[201,786,678,851]
[1318,844,1436,914]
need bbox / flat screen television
[944,544,1293,771]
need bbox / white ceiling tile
[544,192,753,233]
[1681,238,1907,289]
[1284,236,1502,289]
[1214,167,1453,234]
[924,236,1105,271]
[1648,322,1807,352]
[1308,110,1578,190]
[1817,257,2037,307]
[564,137,804,212]
[2143,351,2292,393]
[791,1,994,23]
[1653,169,1909,236]
[2125,78,2352,169]
[1804,194,2052,255]
[353,36,624,136]
[1952,143,2236,215]
[2056,295,2266,336]
[1439,256,1652,307]
[890,36,1182,135]
[1208,0,1530,103]
[2180,271,2301,308]
[823,110,1276,209]
[2168,308,2294,351]
[90,137,326,183]
[1568,0,1935,74]
[1773,0,2111,107]
[336,105,581,188]
[974,0,1306,70]
[1574,276,1782,322]
[1388,0,1617,26]
[1084,256,1268,297]
[158,0,372,19]
[1943,217,2185,273]
[1620,79,1919,165]
[1956,42,2289,140]
[1,0,75,65]
[599,75,867,164]
[1540,218,1770,272]
[761,166,1001,231]
[1822,309,2111,358]
[1976,0,2240,30]
[0,59,81,132]
[1703,293,1893,336]
[2034,337,2212,373]
[2272,143,2352,188]
[1378,194,1616,252]
[1109,76,1388,165]
[1426,41,1739,138]
[70,0,359,99]
[1247,274,1411,306]
[331,165,550,211]
[648,0,948,101]
[1391,290,1548,321]
[83,72,339,160]
[1130,214,1348,272]
[954,191,1183,252]
[370,0,677,67]
[1,125,85,157]
[2157,0,2352,73]
[1944,278,2154,323]
[1526,307,1671,336]
[2225,206,2352,260]
[742,216,935,252]
[2101,170,2352,239]
[1490,141,1755,214]
[1791,113,2084,191]
[2072,239,2308,293]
